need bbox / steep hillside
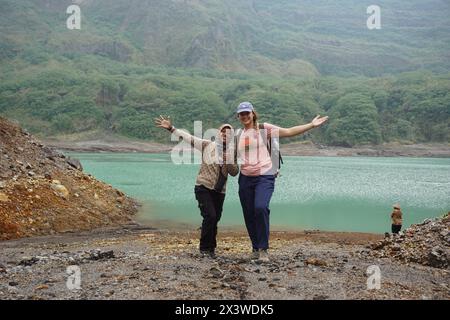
[0,117,139,240]
[1,0,449,76]
[0,0,449,145]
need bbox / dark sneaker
[200,250,216,259]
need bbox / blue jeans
[238,174,275,250]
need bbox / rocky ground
[0,226,448,300]
[369,214,450,269]
[0,117,139,240]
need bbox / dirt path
[1,226,448,300]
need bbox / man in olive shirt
[155,116,239,258]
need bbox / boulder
[50,181,69,198]
[66,158,83,171]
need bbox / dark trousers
[194,185,225,252]
[238,174,275,250]
[392,224,402,234]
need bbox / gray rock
[258,277,267,281]
[209,266,224,278]
[8,286,18,294]
[88,250,115,261]
[272,277,281,281]
[66,158,83,171]
[18,257,39,266]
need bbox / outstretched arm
[154,115,210,151]
[276,115,329,138]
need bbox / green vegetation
[0,0,449,146]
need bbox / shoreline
[0,224,383,246]
[42,138,450,158]
[134,216,386,239]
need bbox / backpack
[235,123,284,177]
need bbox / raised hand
[154,115,172,130]
[311,115,329,128]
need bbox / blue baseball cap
[236,101,254,114]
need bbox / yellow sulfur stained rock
[35,284,49,290]
[0,192,9,202]
[50,182,69,198]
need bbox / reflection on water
[66,152,450,233]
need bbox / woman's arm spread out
[274,115,329,138]
[154,115,210,151]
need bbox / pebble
[209,266,224,278]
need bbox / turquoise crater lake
[66,152,450,234]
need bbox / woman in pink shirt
[235,101,328,262]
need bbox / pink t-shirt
[237,123,279,176]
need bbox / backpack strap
[259,123,283,176]
[258,123,269,151]
[234,128,242,161]
[234,128,243,150]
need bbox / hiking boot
[257,249,270,263]
[251,249,259,260]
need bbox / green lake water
[65,152,450,234]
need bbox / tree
[326,93,381,146]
